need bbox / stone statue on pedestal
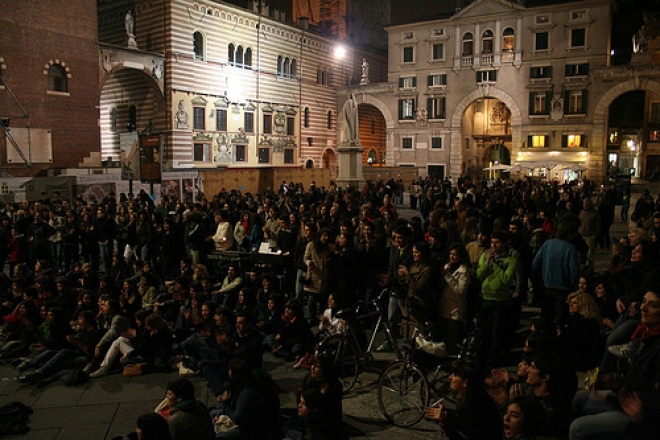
[125,11,138,49]
[341,92,359,145]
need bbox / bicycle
[316,289,402,394]
[376,318,478,427]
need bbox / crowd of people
[0,174,659,440]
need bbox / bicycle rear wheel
[317,335,359,394]
[377,360,429,427]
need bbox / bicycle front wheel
[318,335,359,394]
[335,338,360,393]
[377,360,429,427]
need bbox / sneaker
[292,359,303,370]
[376,344,391,352]
[89,366,109,378]
[607,343,632,359]
[82,363,95,374]
[16,360,31,371]
[16,371,44,383]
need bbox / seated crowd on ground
[0,175,659,440]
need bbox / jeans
[50,241,62,270]
[99,241,112,271]
[39,349,86,375]
[599,316,639,373]
[479,299,509,365]
[569,390,631,440]
[99,336,133,368]
[542,287,569,327]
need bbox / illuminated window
[528,135,547,148]
[562,134,584,148]
[502,28,515,52]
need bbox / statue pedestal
[127,35,138,50]
[336,141,364,189]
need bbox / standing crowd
[0,175,659,440]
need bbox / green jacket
[476,250,517,302]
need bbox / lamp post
[334,45,347,86]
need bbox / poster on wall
[120,132,140,181]
[160,171,198,202]
[77,183,116,204]
[139,134,162,183]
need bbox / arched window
[236,45,244,66]
[277,55,283,75]
[110,107,117,133]
[228,43,235,65]
[193,31,204,60]
[48,64,67,92]
[462,32,474,56]
[482,30,493,54]
[327,110,332,130]
[128,105,137,132]
[283,58,290,77]
[503,28,515,52]
[304,107,309,128]
[305,159,314,169]
[290,59,297,78]
[244,48,252,68]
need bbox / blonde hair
[567,291,601,321]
